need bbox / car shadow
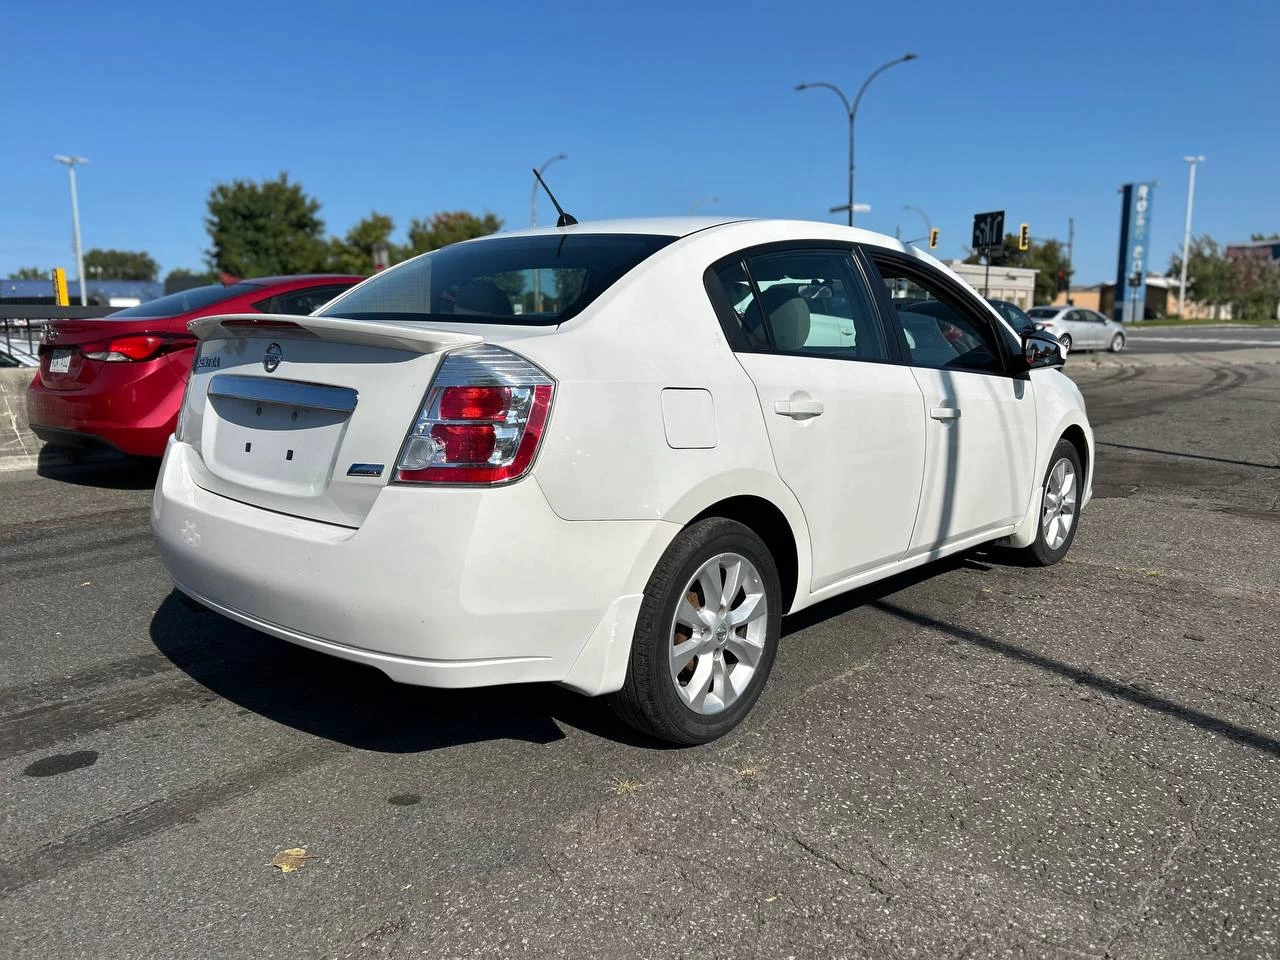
[35,445,160,489]
[148,592,665,753]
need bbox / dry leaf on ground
[269,848,311,873]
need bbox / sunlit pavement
[2,358,1278,959]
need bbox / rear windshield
[1027,307,1060,318]
[319,234,675,326]
[109,283,261,318]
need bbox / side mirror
[1021,330,1066,371]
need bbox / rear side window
[108,283,260,318]
[744,250,888,360]
[254,283,356,316]
[319,234,674,326]
[707,248,888,361]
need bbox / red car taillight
[82,333,197,362]
[396,345,555,486]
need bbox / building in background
[944,261,1038,308]
[1226,238,1280,262]
[0,278,162,307]
[1053,276,1229,320]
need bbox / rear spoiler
[188,313,483,355]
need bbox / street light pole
[53,155,89,306]
[902,204,931,241]
[531,153,567,314]
[796,53,917,226]
[1178,155,1205,318]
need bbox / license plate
[49,350,72,374]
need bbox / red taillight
[396,346,554,486]
[431,423,497,463]
[438,385,511,421]
[82,334,197,362]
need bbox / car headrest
[759,286,810,352]
[452,278,513,316]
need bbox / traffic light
[1018,223,1030,251]
[1057,270,1067,292]
[928,228,939,249]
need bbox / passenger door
[863,253,1038,556]
[707,247,927,591]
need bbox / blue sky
[3,0,1276,287]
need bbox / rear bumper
[151,440,677,694]
[26,363,183,458]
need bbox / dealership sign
[1115,182,1155,323]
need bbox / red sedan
[27,275,362,458]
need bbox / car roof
[242,274,364,287]
[480,216,923,250]
[496,216,752,240]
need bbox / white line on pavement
[1125,336,1280,346]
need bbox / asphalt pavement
[2,357,1280,959]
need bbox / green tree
[84,248,159,281]
[405,211,502,256]
[1229,253,1280,321]
[1166,235,1233,308]
[1168,234,1280,320]
[163,267,219,294]
[965,233,1071,305]
[8,266,48,280]
[327,211,396,275]
[204,173,327,277]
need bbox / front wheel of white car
[1014,439,1083,567]
[1109,332,1125,352]
[611,518,782,745]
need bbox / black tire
[1058,333,1072,354]
[610,517,782,745]
[1014,438,1083,567]
[1109,333,1125,353]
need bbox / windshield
[319,234,675,326]
[1027,307,1060,319]
[108,283,260,318]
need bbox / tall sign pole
[1115,182,1155,323]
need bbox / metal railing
[1,304,116,365]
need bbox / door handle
[774,398,824,419]
[929,406,961,421]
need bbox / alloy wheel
[1041,457,1078,550]
[669,553,769,715]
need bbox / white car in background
[1026,304,1127,354]
[152,218,1092,745]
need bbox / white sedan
[152,217,1092,745]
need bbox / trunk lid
[38,316,186,391]
[182,314,482,527]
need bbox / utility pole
[1179,156,1205,318]
[53,155,89,306]
[1067,217,1074,304]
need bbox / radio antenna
[532,167,578,227]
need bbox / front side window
[869,258,1005,374]
[320,234,673,326]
